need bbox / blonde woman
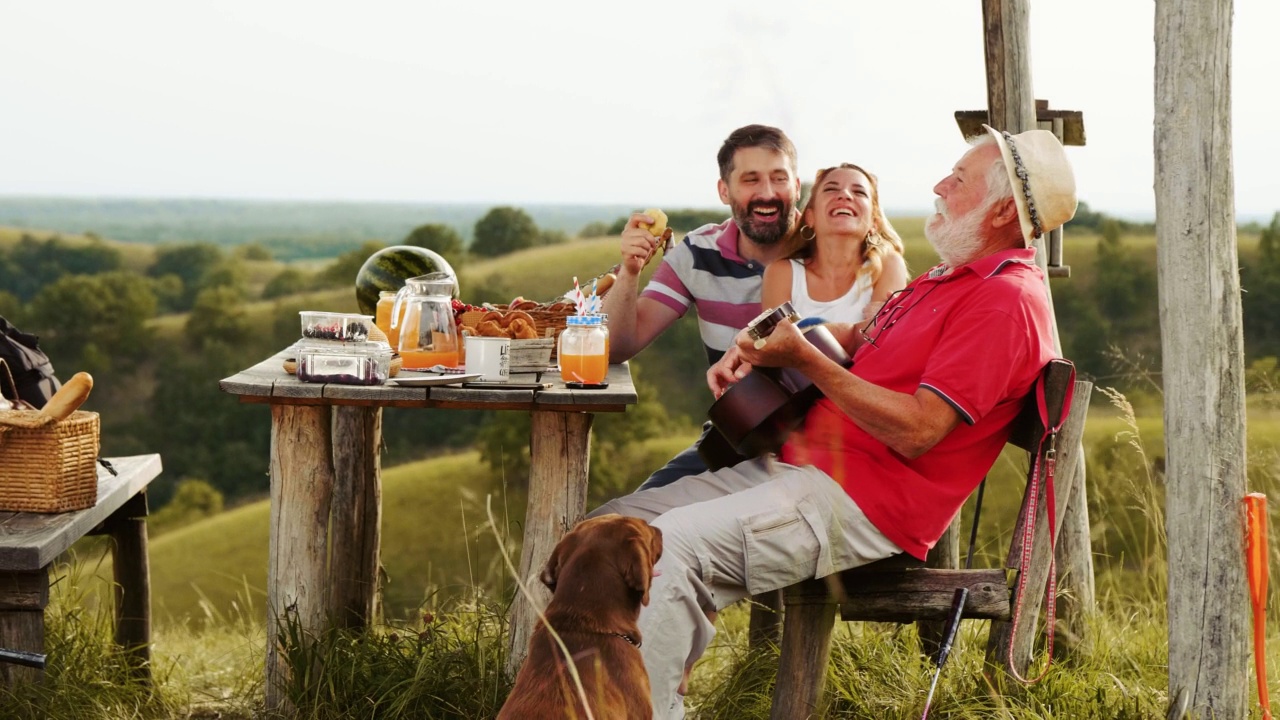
[762,163,907,325]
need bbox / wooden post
[983,0,1097,642]
[506,410,592,676]
[917,520,960,659]
[982,0,1036,133]
[1037,114,1097,642]
[771,599,837,720]
[748,590,783,649]
[329,406,383,629]
[107,492,152,682]
[1155,0,1248,715]
[266,404,336,714]
[0,569,47,686]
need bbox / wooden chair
[769,359,1092,719]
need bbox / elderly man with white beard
[592,125,1079,718]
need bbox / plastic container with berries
[295,341,392,385]
[300,311,375,343]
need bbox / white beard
[925,199,988,267]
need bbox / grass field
[62,400,1280,627]
[29,400,1280,719]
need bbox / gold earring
[799,224,816,241]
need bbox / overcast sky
[3,1,1278,220]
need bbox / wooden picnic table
[0,454,161,686]
[219,350,636,712]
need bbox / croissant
[507,317,539,339]
[477,320,507,337]
[502,310,537,331]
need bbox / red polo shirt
[780,247,1055,559]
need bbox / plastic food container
[295,342,391,385]
[300,311,375,342]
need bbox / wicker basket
[460,305,575,358]
[0,409,100,513]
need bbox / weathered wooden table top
[0,454,162,572]
[219,349,637,412]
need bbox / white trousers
[593,458,903,718]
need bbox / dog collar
[608,631,641,648]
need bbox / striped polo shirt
[639,219,764,365]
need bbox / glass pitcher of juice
[392,272,460,369]
[559,315,609,384]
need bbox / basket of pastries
[459,302,569,369]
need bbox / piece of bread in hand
[40,371,93,421]
[639,208,668,238]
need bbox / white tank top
[788,259,874,324]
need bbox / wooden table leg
[0,569,47,687]
[506,410,592,677]
[329,406,383,629]
[266,404,336,714]
[107,492,152,683]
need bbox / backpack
[0,316,61,409]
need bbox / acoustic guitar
[698,303,853,470]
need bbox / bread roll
[639,208,668,238]
[41,371,93,421]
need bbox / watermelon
[355,245,458,314]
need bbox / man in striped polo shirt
[601,124,802,490]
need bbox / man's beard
[925,198,988,267]
[731,198,793,245]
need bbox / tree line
[0,208,699,516]
[3,208,1278,522]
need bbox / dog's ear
[540,540,565,592]
[540,528,583,593]
[622,524,663,606]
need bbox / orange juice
[559,353,608,384]
[375,291,402,350]
[400,348,460,369]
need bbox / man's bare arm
[604,288,681,362]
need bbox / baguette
[40,371,93,421]
[595,272,617,297]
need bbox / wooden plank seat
[769,361,1092,719]
[0,454,161,686]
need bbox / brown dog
[498,514,664,720]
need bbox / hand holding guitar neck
[744,302,800,350]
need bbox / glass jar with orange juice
[374,291,402,350]
[559,315,609,385]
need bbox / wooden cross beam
[953,100,1086,277]
[953,99,1087,145]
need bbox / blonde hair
[784,163,905,285]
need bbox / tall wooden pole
[1155,0,1248,716]
[981,0,1097,641]
[975,1,1096,655]
[982,0,1036,133]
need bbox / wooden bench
[769,361,1092,719]
[0,454,160,685]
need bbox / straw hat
[983,124,1078,246]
